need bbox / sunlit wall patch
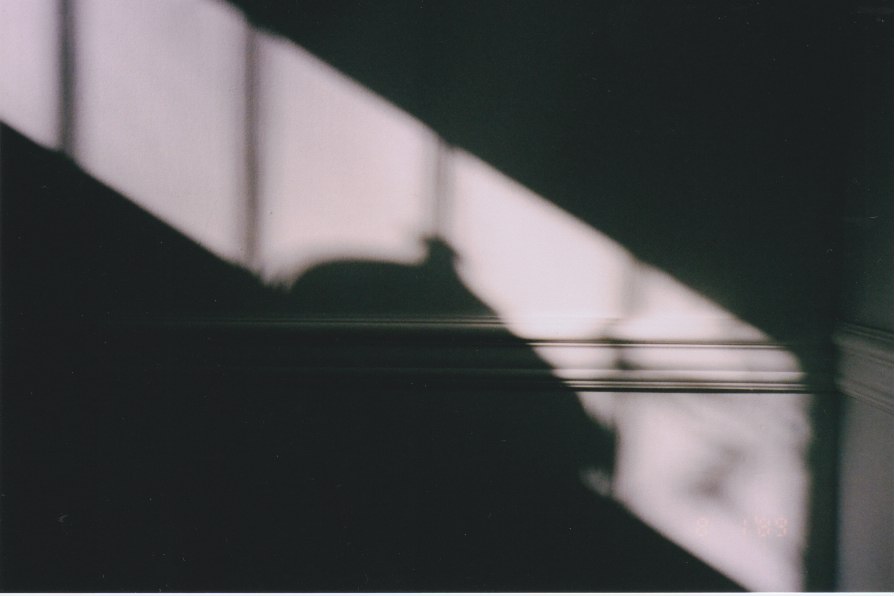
[0,0,60,148]
[447,148,635,341]
[603,392,812,592]
[71,0,250,264]
[255,35,437,286]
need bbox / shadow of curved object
[1,127,740,591]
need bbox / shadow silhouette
[1,125,742,591]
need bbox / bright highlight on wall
[0,0,60,147]
[256,35,436,283]
[73,0,249,263]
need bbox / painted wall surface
[835,6,894,592]
[1,0,882,592]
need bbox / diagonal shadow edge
[0,0,852,588]
[1,123,747,592]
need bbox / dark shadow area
[1,126,742,591]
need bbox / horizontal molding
[115,314,800,346]
[54,315,818,394]
[834,322,894,414]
